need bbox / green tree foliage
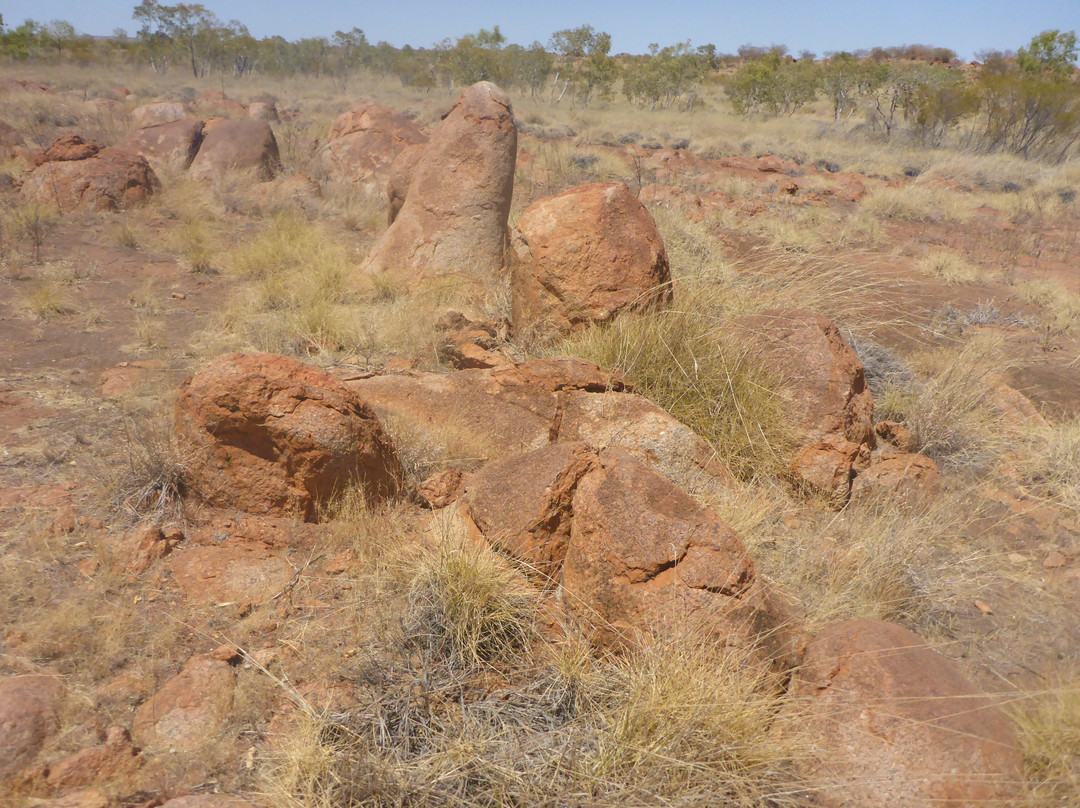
[623,41,708,110]
[1018,29,1078,80]
[725,47,819,116]
[548,25,618,106]
[444,26,509,87]
[133,0,222,76]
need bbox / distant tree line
[1,6,1077,159]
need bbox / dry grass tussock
[1012,674,1080,807]
[256,510,807,808]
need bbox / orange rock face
[786,619,1023,808]
[511,182,672,337]
[319,102,427,190]
[0,675,63,779]
[175,353,402,520]
[21,145,160,212]
[740,309,875,502]
[561,449,790,663]
[360,82,516,284]
[114,118,205,172]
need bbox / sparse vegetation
[1,16,1079,808]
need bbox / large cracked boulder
[464,442,597,580]
[739,309,875,502]
[785,619,1022,808]
[562,449,790,662]
[343,358,730,491]
[176,353,402,520]
[114,118,205,172]
[511,182,672,337]
[188,118,279,180]
[459,444,791,664]
[319,102,427,190]
[21,137,160,212]
[0,675,64,779]
[360,82,516,284]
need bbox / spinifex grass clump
[560,298,796,480]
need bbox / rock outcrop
[21,137,160,211]
[318,102,427,189]
[114,118,205,172]
[188,119,280,180]
[343,358,729,491]
[133,655,234,752]
[360,82,516,284]
[786,619,1023,808]
[175,353,401,520]
[0,675,63,779]
[511,182,672,337]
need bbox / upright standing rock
[360,81,516,284]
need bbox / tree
[132,1,222,77]
[1018,29,1078,80]
[623,41,707,110]
[548,25,616,106]
[505,41,554,97]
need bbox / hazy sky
[3,0,1078,61]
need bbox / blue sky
[3,1,1077,61]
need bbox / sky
[2,0,1078,61]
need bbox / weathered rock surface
[464,442,597,580]
[360,82,516,283]
[319,102,427,189]
[562,449,789,660]
[129,100,190,129]
[851,452,942,503]
[0,675,63,778]
[740,309,874,502]
[189,118,279,180]
[511,182,672,336]
[343,358,728,489]
[386,141,426,225]
[133,655,234,752]
[46,726,141,791]
[33,134,100,165]
[194,90,246,117]
[787,619,1022,808]
[114,118,205,172]
[109,522,181,574]
[175,353,401,520]
[247,100,280,122]
[21,143,160,212]
[170,537,294,604]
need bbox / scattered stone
[175,353,402,520]
[418,467,469,509]
[511,182,672,338]
[33,134,101,166]
[850,452,942,504]
[1044,549,1067,568]
[0,119,25,159]
[361,82,516,284]
[0,675,64,778]
[739,309,875,503]
[132,655,234,752]
[786,619,1022,808]
[874,419,918,453]
[51,504,78,535]
[194,89,247,118]
[160,795,258,808]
